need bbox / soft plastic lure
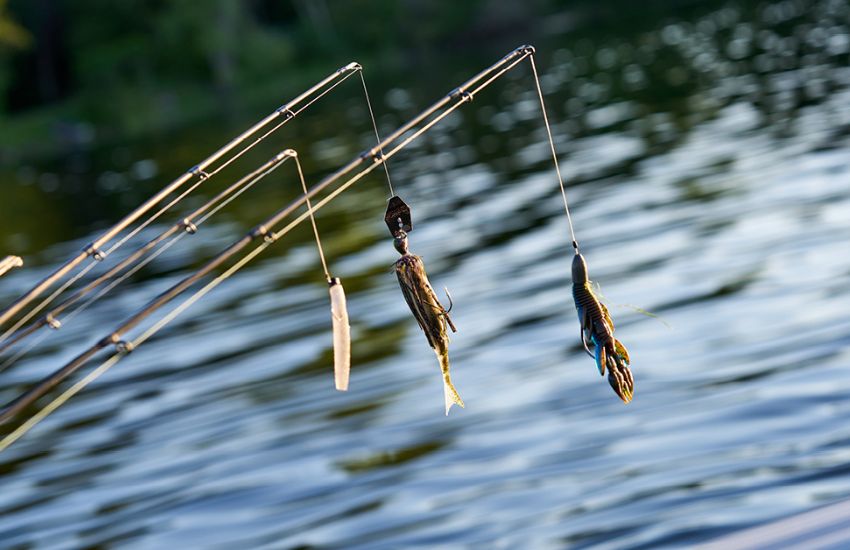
[572,253,633,403]
[328,278,351,391]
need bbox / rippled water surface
[2,1,850,548]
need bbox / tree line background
[0,0,571,161]
[0,0,718,164]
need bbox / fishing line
[358,72,395,197]
[529,54,579,253]
[528,52,634,402]
[295,153,331,281]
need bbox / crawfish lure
[386,197,464,415]
[571,252,634,403]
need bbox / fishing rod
[0,62,362,330]
[0,44,565,445]
[0,153,299,360]
[0,63,370,363]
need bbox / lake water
[2,1,850,548]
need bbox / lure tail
[436,349,465,415]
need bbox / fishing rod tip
[519,44,536,54]
[0,255,23,278]
[1,255,23,268]
[341,62,362,72]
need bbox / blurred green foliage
[1,0,552,159]
[0,0,751,162]
[0,0,30,115]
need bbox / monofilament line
[529,54,579,253]
[294,154,331,281]
[359,71,395,197]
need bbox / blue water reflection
[2,1,850,548]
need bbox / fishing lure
[386,197,464,415]
[572,252,633,403]
[329,277,351,391]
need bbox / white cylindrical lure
[0,255,23,278]
[329,278,351,391]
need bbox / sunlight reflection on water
[2,1,850,548]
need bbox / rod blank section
[0,256,23,278]
[329,278,351,391]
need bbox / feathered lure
[386,196,463,414]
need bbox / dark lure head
[393,230,409,255]
[572,253,589,285]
